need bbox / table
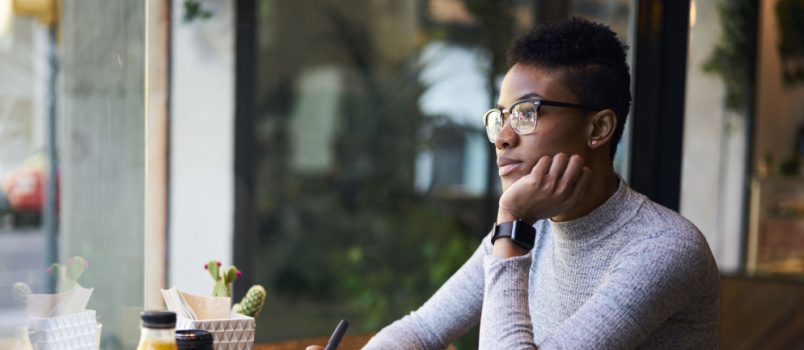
[254,333,457,350]
[253,333,374,350]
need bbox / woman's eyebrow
[495,92,545,110]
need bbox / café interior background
[1,0,804,349]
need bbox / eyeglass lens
[484,101,538,142]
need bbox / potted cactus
[204,259,266,318]
[11,256,89,308]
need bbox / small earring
[591,140,597,146]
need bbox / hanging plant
[776,0,804,85]
[702,0,752,112]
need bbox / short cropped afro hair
[507,17,631,159]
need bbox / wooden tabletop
[253,333,457,350]
[253,333,375,350]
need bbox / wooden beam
[145,0,171,310]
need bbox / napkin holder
[176,313,255,350]
[28,310,98,350]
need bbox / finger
[547,153,569,180]
[305,346,325,350]
[561,154,585,186]
[568,166,593,201]
[531,155,553,178]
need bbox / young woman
[310,16,720,350]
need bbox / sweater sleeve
[362,236,492,350]
[479,254,536,350]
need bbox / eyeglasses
[482,99,600,143]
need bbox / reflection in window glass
[0,2,145,350]
[680,0,747,272]
[249,1,634,348]
[0,16,49,305]
[251,1,520,347]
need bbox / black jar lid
[140,311,176,329]
[176,329,213,346]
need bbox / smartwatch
[491,220,536,251]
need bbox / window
[0,2,147,349]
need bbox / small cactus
[49,256,88,293]
[12,282,32,308]
[205,259,240,297]
[232,285,266,318]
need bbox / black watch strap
[491,220,536,251]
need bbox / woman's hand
[498,153,592,224]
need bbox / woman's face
[494,63,590,192]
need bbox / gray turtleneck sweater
[362,180,720,349]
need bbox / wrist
[492,238,530,258]
[496,209,518,224]
[490,220,535,256]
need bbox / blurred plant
[256,6,480,332]
[779,154,800,176]
[776,0,804,85]
[702,0,752,112]
[49,256,89,293]
[12,281,31,308]
[11,256,89,308]
[183,0,213,23]
[253,3,527,347]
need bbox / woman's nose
[494,121,518,150]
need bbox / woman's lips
[498,162,521,176]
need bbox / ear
[585,109,617,150]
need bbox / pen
[324,319,350,350]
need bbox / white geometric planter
[176,313,254,350]
[29,310,98,350]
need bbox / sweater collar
[549,178,644,247]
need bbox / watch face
[511,220,535,250]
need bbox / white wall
[169,0,234,296]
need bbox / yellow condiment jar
[135,311,178,350]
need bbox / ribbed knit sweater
[362,180,720,349]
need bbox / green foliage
[702,0,752,112]
[252,4,531,346]
[779,154,801,176]
[330,204,477,329]
[776,0,804,84]
[255,7,481,333]
[182,0,213,23]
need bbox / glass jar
[176,330,213,350]
[0,326,34,350]
[136,311,178,350]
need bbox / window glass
[250,1,634,348]
[251,1,517,347]
[0,2,145,349]
[680,0,748,272]
[739,0,804,275]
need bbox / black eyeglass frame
[482,98,601,143]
